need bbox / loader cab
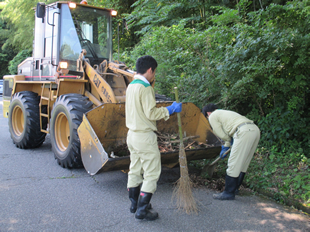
[58,3,113,71]
[18,1,113,80]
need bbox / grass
[246,147,310,210]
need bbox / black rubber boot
[128,187,152,213]
[135,192,158,221]
[235,172,246,195]
[213,174,238,200]
[129,187,140,213]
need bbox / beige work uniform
[209,110,260,177]
[126,78,169,193]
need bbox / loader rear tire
[8,91,47,149]
[50,94,93,168]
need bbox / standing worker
[126,55,182,220]
[202,103,260,200]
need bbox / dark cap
[202,103,218,117]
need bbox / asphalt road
[0,96,309,232]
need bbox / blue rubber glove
[166,101,182,115]
[220,145,230,159]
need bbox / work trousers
[127,130,161,194]
[227,124,260,177]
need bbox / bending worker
[126,55,182,220]
[202,103,260,200]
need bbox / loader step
[41,129,49,133]
[41,113,48,117]
[41,96,49,100]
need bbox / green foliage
[90,0,136,13]
[0,10,17,77]
[0,1,6,10]
[1,0,56,51]
[8,49,32,75]
[124,1,310,156]
[1,0,36,50]
[257,107,309,155]
[210,6,240,25]
[0,44,16,77]
[246,147,310,206]
[125,0,226,36]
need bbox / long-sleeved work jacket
[125,78,169,132]
[208,109,253,147]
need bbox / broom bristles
[172,144,198,214]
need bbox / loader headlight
[69,2,77,9]
[111,10,117,16]
[59,62,68,69]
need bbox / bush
[124,2,310,156]
[8,49,32,75]
[257,107,310,154]
[246,146,310,206]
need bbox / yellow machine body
[4,1,221,174]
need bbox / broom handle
[174,87,183,142]
[210,147,231,165]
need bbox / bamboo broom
[172,87,198,214]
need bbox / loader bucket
[78,102,221,175]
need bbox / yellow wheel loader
[2,1,221,175]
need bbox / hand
[166,101,182,115]
[220,145,230,159]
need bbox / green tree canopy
[126,0,310,154]
[1,0,38,50]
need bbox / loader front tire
[8,91,47,148]
[50,94,93,168]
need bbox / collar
[134,74,149,84]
